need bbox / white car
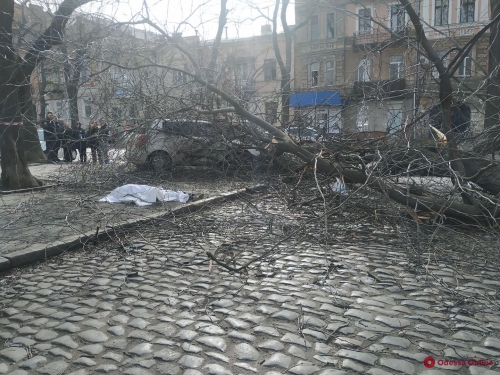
[126,119,230,170]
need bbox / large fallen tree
[119,0,499,225]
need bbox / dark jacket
[86,127,99,148]
[63,127,78,142]
[75,127,86,149]
[42,118,58,141]
[98,125,110,144]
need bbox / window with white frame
[327,13,335,39]
[358,8,372,34]
[356,105,369,132]
[390,4,405,31]
[80,59,90,83]
[387,103,403,133]
[389,56,403,80]
[460,0,475,23]
[434,0,449,26]
[173,70,186,84]
[55,101,63,116]
[310,62,319,87]
[265,102,278,124]
[458,53,472,77]
[357,59,370,82]
[84,100,92,118]
[311,15,319,40]
[263,59,277,81]
[234,61,251,82]
[432,52,448,79]
[325,61,335,86]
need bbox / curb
[0,183,60,195]
[0,184,267,273]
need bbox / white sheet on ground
[99,184,190,206]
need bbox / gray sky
[80,0,295,40]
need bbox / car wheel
[148,151,172,172]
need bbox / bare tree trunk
[63,45,83,128]
[0,1,42,188]
[19,83,46,162]
[485,0,500,130]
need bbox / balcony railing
[353,78,406,97]
[353,27,409,46]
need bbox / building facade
[293,0,490,138]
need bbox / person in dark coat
[86,122,99,163]
[41,112,60,162]
[75,122,87,162]
[53,116,65,159]
[62,122,78,162]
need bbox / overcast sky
[78,0,295,40]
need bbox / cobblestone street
[0,195,499,375]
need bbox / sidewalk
[0,162,253,270]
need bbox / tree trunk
[440,75,465,173]
[485,0,500,130]
[63,45,82,128]
[0,0,91,188]
[19,83,46,162]
[0,0,43,188]
[0,84,43,188]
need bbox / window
[458,53,472,77]
[325,61,335,86]
[357,59,370,82]
[460,0,474,23]
[234,62,251,81]
[55,101,63,116]
[356,105,369,132]
[113,69,128,85]
[310,62,319,87]
[327,13,335,38]
[48,69,62,84]
[387,104,403,133]
[311,15,319,40]
[84,100,92,118]
[174,70,186,84]
[80,60,90,83]
[432,52,448,78]
[390,4,405,31]
[129,105,137,119]
[112,107,122,120]
[389,56,403,79]
[263,59,276,81]
[265,102,278,124]
[434,0,449,25]
[358,8,372,33]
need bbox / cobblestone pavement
[1,195,499,375]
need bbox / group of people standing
[42,112,110,164]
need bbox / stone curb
[0,184,267,273]
[0,183,60,195]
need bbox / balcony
[353,79,407,97]
[353,28,409,48]
[44,81,65,94]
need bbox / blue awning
[290,91,343,108]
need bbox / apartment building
[294,0,490,137]
[152,26,292,127]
